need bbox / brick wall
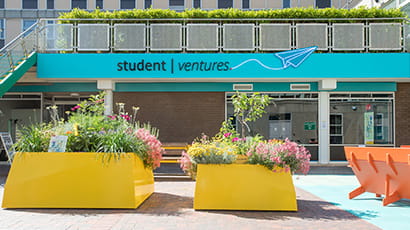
[395,83,410,146]
[114,92,225,143]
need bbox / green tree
[231,92,271,138]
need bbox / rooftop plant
[59,7,406,20]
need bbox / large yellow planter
[194,164,297,211]
[2,152,154,209]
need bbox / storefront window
[0,94,42,161]
[226,93,319,160]
[329,93,394,161]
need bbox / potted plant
[2,92,164,209]
[180,92,311,211]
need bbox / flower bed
[2,92,164,209]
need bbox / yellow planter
[194,164,297,211]
[2,152,154,209]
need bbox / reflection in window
[0,19,4,48]
[330,93,394,145]
[22,19,37,32]
[72,0,87,9]
[96,0,103,9]
[242,0,249,9]
[23,0,38,9]
[121,0,135,9]
[193,0,201,8]
[169,0,184,11]
[145,0,152,8]
[283,0,290,8]
[316,0,331,8]
[47,0,54,9]
[218,0,233,8]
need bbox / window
[375,113,383,140]
[47,0,54,9]
[121,0,135,9]
[330,114,343,144]
[23,0,38,9]
[96,0,103,8]
[242,0,249,9]
[316,0,331,8]
[145,0,152,8]
[218,0,233,8]
[283,0,290,8]
[72,0,87,9]
[22,19,37,32]
[169,0,184,10]
[0,0,4,8]
[0,19,4,48]
[193,0,200,8]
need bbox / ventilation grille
[290,84,311,91]
[233,84,253,91]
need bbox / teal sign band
[37,53,410,79]
[9,82,396,93]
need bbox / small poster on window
[364,112,374,145]
[48,135,68,152]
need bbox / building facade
[1,3,409,165]
[0,0,366,47]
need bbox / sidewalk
[0,176,380,230]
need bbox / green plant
[13,92,164,169]
[231,92,271,138]
[59,8,407,21]
[14,123,53,152]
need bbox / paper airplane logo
[231,46,317,70]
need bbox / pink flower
[107,115,116,120]
[71,105,81,111]
[134,128,164,169]
[232,137,239,142]
[120,114,130,121]
[223,133,232,138]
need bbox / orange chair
[344,147,410,206]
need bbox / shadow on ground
[3,192,193,216]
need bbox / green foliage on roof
[59,7,406,20]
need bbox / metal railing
[0,22,39,79]
[37,18,409,53]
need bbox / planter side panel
[194,164,297,211]
[2,152,154,209]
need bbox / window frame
[330,113,343,144]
